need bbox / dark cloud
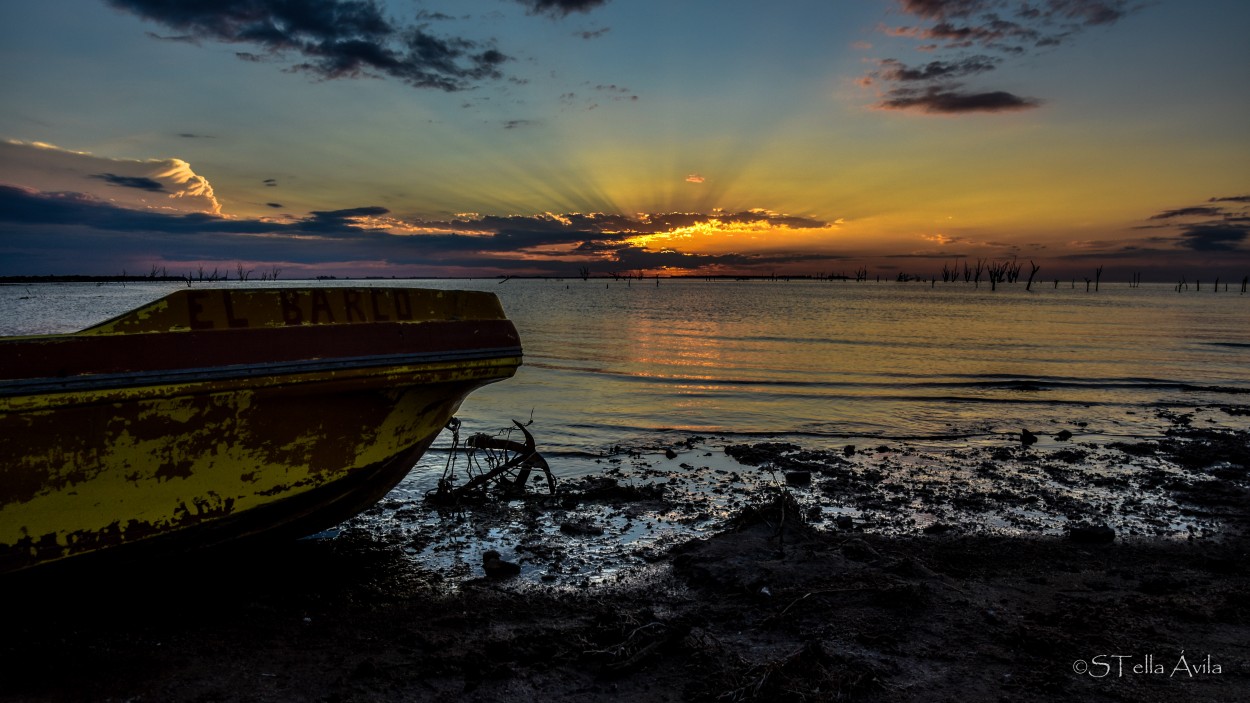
[594,83,638,101]
[89,173,167,192]
[887,17,1042,51]
[576,27,611,40]
[863,56,999,84]
[1144,196,1250,224]
[1130,197,1250,253]
[0,185,264,234]
[894,0,1132,36]
[11,181,1240,277]
[1176,225,1249,252]
[144,30,197,43]
[515,0,611,18]
[177,132,214,138]
[423,210,826,242]
[1148,206,1224,220]
[502,119,537,129]
[301,206,391,234]
[0,184,844,276]
[415,10,455,22]
[107,0,508,91]
[0,185,827,253]
[263,178,278,186]
[896,0,991,20]
[704,211,828,230]
[1042,0,1131,26]
[877,86,1041,113]
[868,0,1138,115]
[610,246,827,271]
[266,202,283,208]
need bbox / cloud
[893,0,1132,38]
[0,140,221,214]
[1041,0,1131,26]
[885,18,1041,50]
[106,0,509,91]
[1148,206,1224,220]
[610,246,827,272]
[920,233,980,246]
[876,86,1040,113]
[152,158,221,214]
[0,185,254,234]
[0,185,833,275]
[415,10,456,22]
[266,202,283,208]
[515,0,612,18]
[263,178,278,187]
[1,187,830,243]
[90,173,166,192]
[1145,197,1250,224]
[594,83,638,101]
[896,1,992,20]
[1176,225,1249,252]
[862,0,1139,115]
[685,174,705,184]
[302,205,390,232]
[576,27,611,40]
[1134,196,1250,253]
[860,56,999,85]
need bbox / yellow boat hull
[0,287,521,573]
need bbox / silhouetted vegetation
[1025,260,1041,291]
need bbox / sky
[1,0,1247,280]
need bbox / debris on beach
[425,418,556,504]
[482,549,521,579]
[1067,523,1116,544]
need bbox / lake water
[3,278,1248,460]
[6,278,1249,566]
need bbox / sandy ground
[2,411,1247,702]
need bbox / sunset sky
[1,0,1247,279]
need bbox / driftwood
[427,419,555,503]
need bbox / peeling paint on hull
[0,288,521,574]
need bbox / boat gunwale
[1,318,520,379]
[0,345,524,398]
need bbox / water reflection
[3,279,1247,453]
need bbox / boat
[0,286,522,574]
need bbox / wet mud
[2,408,1247,701]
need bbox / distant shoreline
[1,274,837,284]
[4,275,1244,288]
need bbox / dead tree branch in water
[1006,257,1023,284]
[986,260,1010,291]
[1025,261,1041,291]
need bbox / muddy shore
[2,413,1247,702]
